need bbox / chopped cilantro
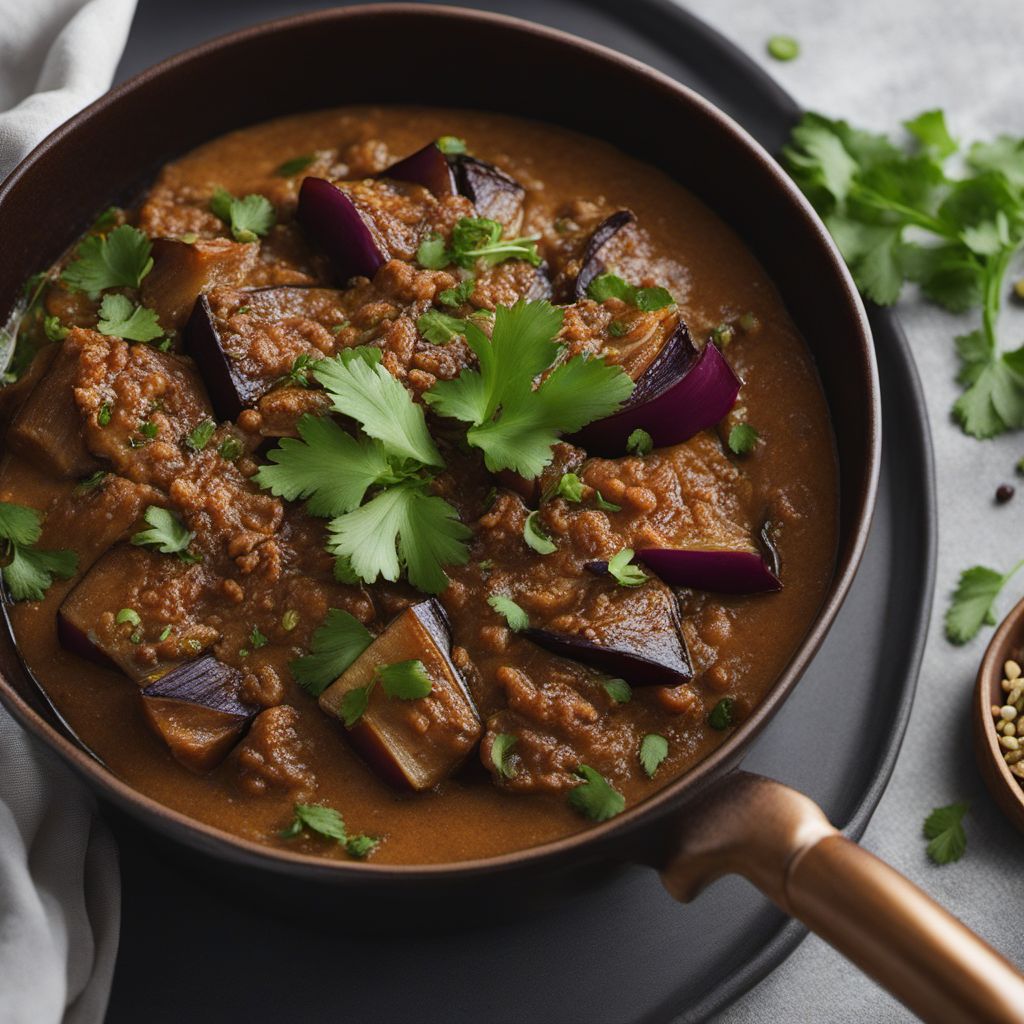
[728,423,760,455]
[488,594,529,631]
[340,685,371,727]
[287,353,314,388]
[96,294,163,343]
[97,403,112,427]
[424,299,634,477]
[438,277,475,307]
[417,309,471,345]
[290,608,373,696]
[139,420,158,439]
[276,154,315,177]
[523,510,556,554]
[608,320,629,338]
[587,272,675,311]
[345,834,380,859]
[568,765,625,822]
[340,659,433,726]
[218,436,243,461]
[626,428,653,456]
[924,802,969,864]
[185,420,216,452]
[708,697,736,730]
[491,733,518,779]
[281,609,299,631]
[640,734,669,778]
[281,803,379,860]
[945,560,1024,643]
[44,316,68,342]
[210,187,275,243]
[0,502,77,601]
[607,548,647,587]
[418,217,540,270]
[62,225,153,296]
[436,136,467,155]
[416,232,449,270]
[75,471,107,493]
[554,472,583,503]
[130,506,195,557]
[250,626,268,650]
[602,678,632,703]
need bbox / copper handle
[661,772,1024,1022]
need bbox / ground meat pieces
[233,705,314,797]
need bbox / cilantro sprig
[0,502,77,601]
[923,801,969,865]
[568,765,625,821]
[62,225,153,297]
[417,217,540,270]
[290,609,373,695]
[96,294,163,343]
[339,659,433,727]
[587,272,675,311]
[131,506,197,561]
[784,111,1024,438]
[210,187,276,243]
[945,559,1024,644]
[424,299,634,477]
[281,803,379,859]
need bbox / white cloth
[0,3,136,1021]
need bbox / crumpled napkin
[0,1,137,1021]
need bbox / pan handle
[660,771,1024,1022]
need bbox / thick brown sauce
[1,107,838,864]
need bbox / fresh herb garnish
[708,697,736,730]
[44,316,69,342]
[115,608,141,627]
[280,803,379,859]
[276,154,315,177]
[130,506,195,557]
[626,428,654,456]
[97,403,112,427]
[281,609,299,631]
[491,733,518,779]
[438,277,475,307]
[946,560,1024,643]
[287,353,314,387]
[139,421,158,439]
[568,765,625,821]
[640,734,669,778]
[593,490,621,512]
[218,436,243,461]
[417,217,541,270]
[587,272,675,311]
[0,502,77,601]
[602,678,632,703]
[436,136,467,155]
[340,659,433,727]
[76,470,107,493]
[417,309,471,345]
[290,608,373,696]
[185,420,216,452]
[96,294,163,343]
[607,548,647,587]
[554,472,583,503]
[924,801,969,864]
[728,423,760,455]
[62,225,153,296]
[424,299,633,477]
[488,594,529,631]
[250,626,268,650]
[767,35,800,61]
[523,510,556,554]
[210,187,275,243]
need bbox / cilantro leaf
[131,506,194,556]
[602,678,631,703]
[283,803,348,841]
[62,225,154,296]
[923,801,969,864]
[326,481,470,595]
[3,545,77,601]
[0,502,42,547]
[568,765,625,822]
[276,155,315,177]
[728,423,760,455]
[416,233,449,269]
[491,733,518,779]
[210,187,275,243]
[378,659,433,700]
[904,110,957,159]
[594,490,621,512]
[96,294,163,343]
[340,685,372,727]
[185,420,216,452]
[438,277,475,307]
[968,136,1024,190]
[449,217,540,269]
[587,273,675,311]
[345,834,379,858]
[626,429,653,456]
[417,309,471,345]
[436,136,467,155]
[945,561,1024,644]
[523,510,556,554]
[708,697,736,730]
[488,594,529,631]
[314,348,442,467]
[553,472,583,502]
[290,608,374,695]
[607,548,647,587]
[640,734,669,778]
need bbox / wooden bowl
[974,595,1024,831]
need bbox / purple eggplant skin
[636,548,781,594]
[408,598,479,714]
[183,294,259,421]
[524,264,553,301]
[296,177,388,283]
[56,611,119,672]
[141,655,259,719]
[450,155,525,226]
[525,627,692,686]
[574,210,636,300]
[570,326,741,456]
[379,143,457,196]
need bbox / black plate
[104,1,936,1021]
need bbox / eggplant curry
[0,108,837,864]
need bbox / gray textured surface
[678,0,1024,1019]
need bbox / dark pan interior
[0,6,877,892]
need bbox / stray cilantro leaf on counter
[924,802,969,864]
[491,733,518,779]
[767,35,800,61]
[62,224,153,296]
[568,765,625,822]
[640,734,669,778]
[131,506,195,558]
[210,187,275,243]
[290,608,373,696]
[945,560,1024,644]
[185,420,216,452]
[587,272,675,311]
[602,678,632,703]
[417,216,541,270]
[0,501,77,601]
[523,510,557,554]
[607,548,647,587]
[275,154,315,177]
[424,299,634,477]
[488,594,529,631]
[783,110,1024,438]
[281,803,379,859]
[728,423,760,455]
[626,428,653,456]
[96,294,163,343]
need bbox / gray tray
[105,2,936,1021]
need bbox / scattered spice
[991,659,1024,783]
[996,483,1015,504]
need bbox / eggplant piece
[141,655,258,773]
[7,340,100,479]
[450,155,525,231]
[574,210,636,299]
[570,325,741,456]
[525,579,691,685]
[524,264,553,301]
[141,237,259,331]
[379,142,457,196]
[183,294,255,421]
[318,599,482,791]
[636,548,781,594]
[296,176,388,283]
